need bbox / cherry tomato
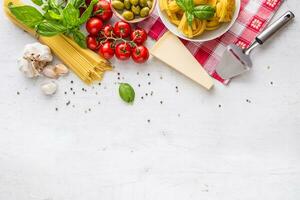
[103,24,114,37]
[130,29,147,45]
[115,42,131,60]
[86,17,103,36]
[86,35,99,50]
[93,0,113,22]
[131,45,149,63]
[98,41,115,59]
[114,21,131,38]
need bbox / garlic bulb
[23,42,53,63]
[54,63,69,75]
[18,58,40,78]
[42,65,58,79]
[19,43,53,78]
[40,81,57,95]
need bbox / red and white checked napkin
[137,0,282,84]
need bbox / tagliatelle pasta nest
[159,0,235,38]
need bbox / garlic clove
[42,65,59,79]
[40,81,57,95]
[54,63,69,75]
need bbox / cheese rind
[150,31,214,90]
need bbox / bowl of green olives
[111,0,156,23]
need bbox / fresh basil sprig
[193,5,215,19]
[119,83,135,104]
[8,0,98,48]
[175,0,215,25]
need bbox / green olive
[130,0,139,6]
[122,10,134,20]
[146,0,153,8]
[131,5,141,15]
[112,0,124,10]
[124,0,131,9]
[140,7,150,17]
[139,0,147,7]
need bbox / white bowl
[157,0,241,42]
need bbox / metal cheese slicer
[216,11,295,80]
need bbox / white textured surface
[0,1,300,200]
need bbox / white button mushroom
[40,81,58,96]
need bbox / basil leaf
[193,5,215,20]
[62,2,79,27]
[72,30,87,48]
[48,0,58,9]
[8,3,44,28]
[70,0,84,8]
[79,0,97,25]
[186,11,194,26]
[36,20,67,36]
[175,0,186,11]
[32,0,43,6]
[119,83,135,104]
[44,10,62,20]
[184,0,194,12]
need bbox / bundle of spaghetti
[3,0,112,84]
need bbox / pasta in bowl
[158,0,240,42]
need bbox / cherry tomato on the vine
[115,42,131,60]
[86,17,103,36]
[113,21,131,38]
[130,29,147,45]
[93,0,113,22]
[98,41,115,59]
[86,35,99,50]
[131,45,149,63]
[103,24,114,37]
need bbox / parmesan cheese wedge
[150,31,214,90]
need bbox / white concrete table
[0,1,299,199]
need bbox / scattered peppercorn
[66,101,71,106]
[117,72,120,76]
[160,101,163,104]
[70,80,73,84]
[73,92,75,95]
[148,82,151,85]
[147,73,150,76]
[218,104,221,108]
[16,91,20,95]
[138,84,141,87]
[55,107,58,111]
[150,91,153,96]
[98,82,101,86]
[82,88,85,91]
[88,108,91,112]
[70,88,73,91]
[270,81,273,85]
[64,91,67,95]
[145,93,148,96]
[147,119,150,123]
[246,99,251,103]
[141,96,144,99]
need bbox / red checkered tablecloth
[137,0,282,84]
